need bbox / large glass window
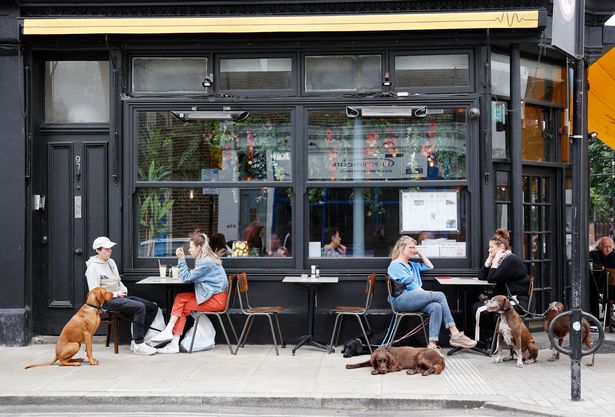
[137,187,292,258]
[45,61,109,123]
[307,108,467,181]
[137,111,292,182]
[490,53,566,105]
[219,58,292,91]
[136,110,293,259]
[132,57,208,93]
[304,55,381,92]
[395,54,470,88]
[308,187,468,258]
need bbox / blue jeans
[392,289,456,341]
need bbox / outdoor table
[283,276,338,355]
[436,276,494,356]
[136,276,188,319]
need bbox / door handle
[74,248,83,256]
[41,235,48,245]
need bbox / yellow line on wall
[23,11,540,35]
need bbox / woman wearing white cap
[85,236,159,355]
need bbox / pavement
[1,331,615,417]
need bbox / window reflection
[137,111,292,182]
[308,187,467,258]
[137,187,292,258]
[307,108,467,181]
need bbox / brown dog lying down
[346,346,445,376]
[485,295,538,368]
[25,287,113,369]
[544,301,594,367]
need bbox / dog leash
[387,317,431,346]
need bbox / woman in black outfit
[472,229,530,345]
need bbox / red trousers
[170,291,228,335]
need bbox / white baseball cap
[92,236,116,250]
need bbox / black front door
[33,132,112,334]
[522,167,558,315]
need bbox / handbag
[390,279,406,297]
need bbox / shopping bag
[139,307,165,346]
[179,313,216,352]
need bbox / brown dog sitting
[485,295,538,368]
[25,287,113,369]
[346,346,445,376]
[544,301,594,367]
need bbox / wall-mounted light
[382,72,391,87]
[202,74,213,88]
[346,106,427,118]
[588,131,598,139]
[171,110,250,122]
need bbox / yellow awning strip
[22,10,540,35]
[589,47,615,150]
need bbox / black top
[479,253,529,308]
[606,251,615,269]
[589,249,608,268]
[590,249,615,269]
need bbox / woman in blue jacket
[388,235,476,349]
[152,233,228,353]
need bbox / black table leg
[291,284,330,355]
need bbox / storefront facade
[1,1,613,345]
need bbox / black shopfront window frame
[125,102,296,271]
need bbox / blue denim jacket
[177,257,228,305]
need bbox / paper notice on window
[417,245,440,258]
[439,242,466,257]
[400,190,459,232]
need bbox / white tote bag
[179,312,216,352]
[137,307,165,346]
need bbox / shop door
[522,168,557,316]
[33,133,112,334]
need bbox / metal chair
[602,268,615,332]
[188,275,239,354]
[234,272,285,355]
[99,311,120,354]
[383,275,429,346]
[327,273,377,354]
[489,276,535,355]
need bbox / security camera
[468,107,480,119]
[202,76,213,88]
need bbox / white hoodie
[85,256,127,298]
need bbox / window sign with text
[400,190,459,233]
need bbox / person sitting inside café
[322,229,347,257]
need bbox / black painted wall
[0,50,29,345]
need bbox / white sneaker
[150,330,173,344]
[133,342,156,355]
[157,343,180,354]
[130,341,135,351]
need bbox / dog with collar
[26,287,113,368]
[544,301,594,366]
[485,295,538,367]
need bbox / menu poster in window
[400,190,459,233]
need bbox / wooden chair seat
[332,306,366,313]
[247,306,284,314]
